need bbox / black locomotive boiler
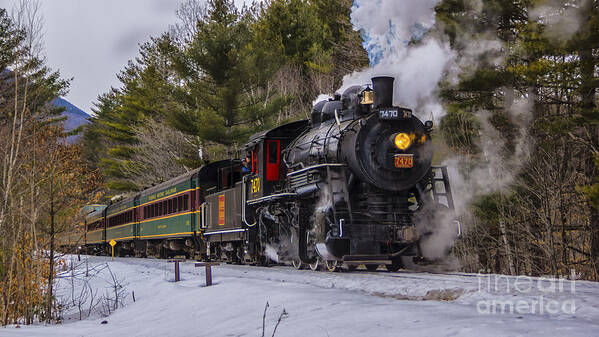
[62,76,458,272]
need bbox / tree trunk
[498,219,515,275]
[46,187,55,323]
[577,0,598,277]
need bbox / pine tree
[254,0,367,110]
[83,37,193,191]
[164,0,288,158]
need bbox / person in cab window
[242,155,252,174]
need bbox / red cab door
[266,140,280,181]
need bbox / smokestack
[372,76,394,108]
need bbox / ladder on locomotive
[325,166,353,226]
[430,166,455,210]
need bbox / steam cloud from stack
[341,0,452,119]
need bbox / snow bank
[2,256,598,337]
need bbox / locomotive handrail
[286,163,345,177]
[241,175,257,227]
[199,202,208,229]
[246,193,297,206]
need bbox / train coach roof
[106,196,136,216]
[138,159,240,198]
[245,120,309,148]
[138,167,202,199]
[86,208,104,222]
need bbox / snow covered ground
[1,255,598,337]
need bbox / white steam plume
[312,94,331,106]
[445,94,534,215]
[264,244,280,263]
[530,0,589,44]
[341,0,452,119]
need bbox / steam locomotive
[58,76,459,272]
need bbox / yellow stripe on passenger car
[103,210,199,230]
[96,231,195,242]
[110,236,136,241]
[139,210,199,224]
[137,232,194,239]
[106,222,135,230]
[86,211,200,242]
[107,187,200,217]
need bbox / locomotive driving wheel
[309,259,320,271]
[292,257,304,270]
[325,260,340,272]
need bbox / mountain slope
[52,97,90,142]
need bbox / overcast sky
[0,0,252,113]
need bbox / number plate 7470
[394,154,414,168]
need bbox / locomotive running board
[343,254,392,265]
[344,260,392,265]
[203,228,247,236]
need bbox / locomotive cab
[244,120,310,202]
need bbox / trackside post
[168,259,186,282]
[195,262,220,286]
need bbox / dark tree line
[436,0,599,279]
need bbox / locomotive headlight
[394,133,411,150]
